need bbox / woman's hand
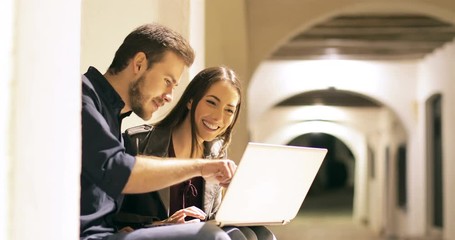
[163,206,207,224]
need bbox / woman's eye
[206,100,216,106]
[224,107,235,115]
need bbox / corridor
[269,188,386,240]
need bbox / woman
[115,66,275,240]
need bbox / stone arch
[248,0,455,71]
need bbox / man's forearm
[122,156,203,194]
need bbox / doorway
[426,93,443,234]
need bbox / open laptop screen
[213,142,327,227]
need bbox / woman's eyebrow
[207,95,237,108]
[206,95,220,102]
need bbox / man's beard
[128,75,149,120]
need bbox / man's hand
[200,159,236,187]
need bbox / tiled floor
[268,212,384,240]
[268,187,386,240]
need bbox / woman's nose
[211,108,223,120]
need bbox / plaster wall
[0,0,14,239]
[248,60,417,134]
[4,0,81,239]
[205,0,250,162]
[418,40,455,239]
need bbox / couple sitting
[81,23,275,240]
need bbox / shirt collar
[84,66,131,117]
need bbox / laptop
[210,142,327,227]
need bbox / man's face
[129,51,185,120]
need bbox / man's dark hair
[107,23,195,75]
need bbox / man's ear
[187,100,193,110]
[132,52,147,73]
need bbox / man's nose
[163,90,173,103]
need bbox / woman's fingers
[183,206,206,220]
[186,218,202,223]
[185,206,206,218]
[167,206,207,223]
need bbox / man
[81,23,236,240]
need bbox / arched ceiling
[270,14,455,61]
[276,89,382,108]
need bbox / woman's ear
[187,99,193,110]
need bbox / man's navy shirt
[80,67,135,239]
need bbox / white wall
[205,0,250,162]
[418,40,455,239]
[248,60,418,135]
[0,0,14,239]
[251,106,383,142]
[189,0,206,76]
[4,0,81,239]
[81,1,159,74]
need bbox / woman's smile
[202,120,220,131]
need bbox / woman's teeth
[203,120,219,130]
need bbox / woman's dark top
[168,139,204,218]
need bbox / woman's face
[193,80,240,143]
